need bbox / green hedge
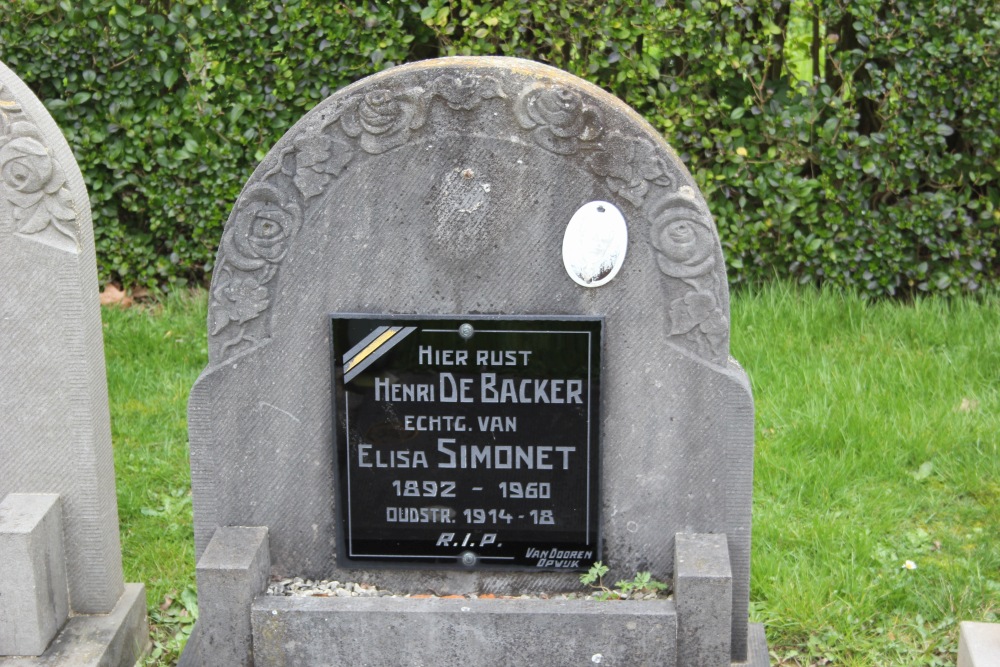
[1,0,996,297]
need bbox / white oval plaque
[562,200,628,287]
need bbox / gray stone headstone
[188,56,755,659]
[0,58,122,615]
[0,59,148,664]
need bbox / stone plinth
[958,621,1000,667]
[253,596,677,666]
[0,494,68,656]
[0,584,147,667]
[675,533,733,666]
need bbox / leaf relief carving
[586,132,673,207]
[283,131,354,200]
[429,73,505,110]
[211,185,302,352]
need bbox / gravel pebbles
[266,577,666,601]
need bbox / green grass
[731,284,1000,665]
[103,284,999,666]
[102,291,207,663]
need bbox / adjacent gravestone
[183,56,766,666]
[0,60,148,665]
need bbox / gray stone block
[182,526,270,667]
[674,533,733,667]
[0,58,124,615]
[737,624,771,667]
[0,494,68,656]
[958,621,1000,667]
[252,596,677,667]
[0,583,148,667]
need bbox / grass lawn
[102,283,999,666]
[103,291,206,663]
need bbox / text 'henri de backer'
[361,344,582,470]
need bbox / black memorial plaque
[331,315,602,571]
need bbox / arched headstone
[187,57,761,665]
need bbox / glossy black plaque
[331,315,602,571]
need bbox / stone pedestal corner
[0,493,68,656]
[180,526,270,667]
[674,532,734,667]
[0,584,148,667]
[958,621,1000,667]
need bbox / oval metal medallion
[562,200,628,287]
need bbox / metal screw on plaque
[460,551,477,566]
[459,323,474,340]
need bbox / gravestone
[183,56,767,666]
[0,60,148,664]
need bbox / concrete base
[254,596,677,666]
[0,584,149,667]
[958,621,1000,667]
[183,529,769,666]
[248,602,772,666]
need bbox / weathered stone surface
[0,583,148,667]
[188,56,757,661]
[739,624,771,667]
[958,621,1000,667]
[0,60,148,666]
[674,533,733,667]
[0,494,68,656]
[184,527,270,667]
[252,595,677,667]
[0,59,123,615]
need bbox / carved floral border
[210,70,728,365]
[0,82,78,249]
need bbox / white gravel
[266,577,666,601]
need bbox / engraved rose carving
[340,88,427,154]
[649,193,728,362]
[650,199,716,280]
[211,185,302,351]
[514,84,603,154]
[430,74,504,110]
[0,122,76,242]
[222,185,302,272]
[586,132,673,206]
[285,132,353,199]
